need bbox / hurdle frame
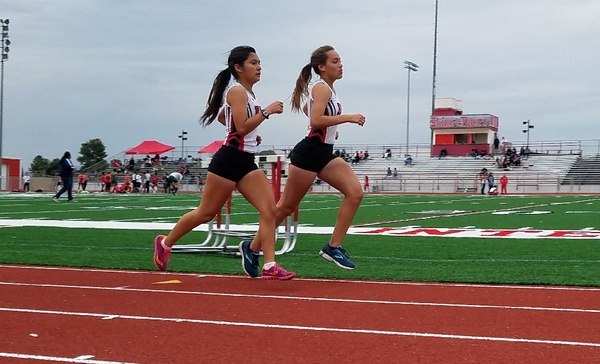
[171,156,298,255]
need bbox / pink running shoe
[154,235,171,271]
[261,264,296,280]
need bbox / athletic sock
[161,240,172,250]
[263,261,276,270]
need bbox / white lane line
[2,264,600,292]
[0,352,139,363]
[1,281,599,315]
[2,307,599,348]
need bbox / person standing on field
[53,151,75,202]
[500,174,508,194]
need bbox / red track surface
[1,264,600,363]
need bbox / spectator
[404,155,413,165]
[383,148,392,158]
[511,153,521,166]
[110,170,118,193]
[438,148,447,159]
[144,170,151,193]
[487,172,495,192]
[77,172,86,192]
[23,173,31,192]
[479,168,488,194]
[393,168,398,178]
[352,151,360,165]
[470,146,478,157]
[364,150,369,159]
[500,174,509,194]
[133,171,142,193]
[53,151,75,202]
[151,172,159,193]
[493,135,500,153]
[386,167,392,177]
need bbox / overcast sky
[2,0,599,167]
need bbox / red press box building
[430,98,499,157]
[0,156,22,191]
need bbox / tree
[46,158,60,176]
[30,155,50,176]
[78,138,108,172]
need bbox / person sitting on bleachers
[404,155,413,165]
[470,147,478,157]
[511,153,521,166]
[502,156,511,170]
[383,148,392,158]
[352,151,360,165]
[363,150,370,159]
[438,148,447,159]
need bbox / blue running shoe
[319,244,356,270]
[239,240,260,278]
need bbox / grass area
[1,192,599,286]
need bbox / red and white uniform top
[306,79,342,145]
[223,83,261,154]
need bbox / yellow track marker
[151,279,182,285]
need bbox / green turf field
[1,192,599,286]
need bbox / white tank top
[306,79,341,145]
[223,83,261,153]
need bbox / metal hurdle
[171,156,298,255]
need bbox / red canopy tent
[125,140,175,155]
[198,140,223,154]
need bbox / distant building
[430,98,499,157]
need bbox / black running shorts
[289,137,337,173]
[207,146,258,182]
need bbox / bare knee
[188,207,218,224]
[277,202,297,220]
[258,203,276,221]
[345,186,364,206]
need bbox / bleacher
[562,155,600,186]
[311,153,581,194]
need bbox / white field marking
[2,218,600,239]
[2,263,600,292]
[353,197,600,227]
[0,352,139,363]
[2,281,600,315]
[1,307,599,348]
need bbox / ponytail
[199,45,256,126]
[291,64,312,113]
[291,45,335,113]
[199,68,232,126]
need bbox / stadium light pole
[404,60,418,157]
[522,119,534,147]
[178,130,188,160]
[0,19,10,191]
[431,0,438,116]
